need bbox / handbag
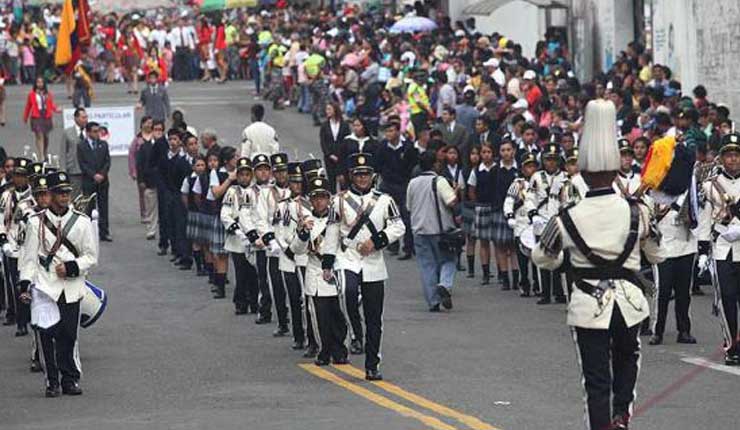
[432,177,465,253]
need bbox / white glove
[268,241,281,254]
[697,254,709,275]
[721,225,740,243]
[2,243,13,256]
[507,218,517,229]
[532,215,547,233]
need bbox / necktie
[180,28,185,48]
[79,129,84,142]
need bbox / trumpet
[73,192,97,214]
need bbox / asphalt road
[0,81,735,430]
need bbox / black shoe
[333,357,350,365]
[213,289,225,299]
[314,357,331,366]
[30,359,43,373]
[62,382,83,395]
[555,296,567,304]
[466,271,475,279]
[725,352,740,366]
[170,256,180,263]
[273,326,290,337]
[436,285,453,310]
[45,385,61,398]
[429,304,441,312]
[365,369,383,381]
[536,298,551,305]
[676,332,697,344]
[520,291,531,297]
[291,341,305,350]
[691,287,705,296]
[303,345,319,358]
[178,263,193,270]
[481,276,490,286]
[3,316,15,326]
[648,335,663,346]
[210,284,217,293]
[640,327,653,337]
[157,248,168,256]
[100,235,113,242]
[255,316,272,325]
[611,414,630,430]
[15,326,28,337]
[398,253,413,261]
[235,306,248,315]
[350,339,364,355]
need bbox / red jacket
[23,90,58,121]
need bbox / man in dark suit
[435,107,468,150]
[137,71,171,122]
[60,107,87,193]
[465,116,499,166]
[77,121,112,241]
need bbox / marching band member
[292,176,349,366]
[504,152,538,297]
[532,99,665,430]
[221,157,258,310]
[698,132,740,365]
[19,171,98,397]
[323,153,406,381]
[300,159,324,358]
[526,143,567,304]
[0,158,36,336]
[559,148,589,206]
[613,139,641,197]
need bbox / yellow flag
[55,0,76,66]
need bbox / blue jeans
[414,234,457,308]
[298,83,311,113]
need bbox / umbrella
[91,0,176,14]
[389,16,437,33]
[196,0,257,11]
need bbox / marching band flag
[54,0,76,66]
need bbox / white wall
[457,0,544,58]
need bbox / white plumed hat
[578,99,620,173]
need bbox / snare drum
[519,226,536,257]
[80,281,107,329]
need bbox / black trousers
[540,268,564,300]
[313,295,348,362]
[655,253,694,337]
[573,306,641,430]
[231,252,258,310]
[342,270,364,342]
[82,179,110,237]
[255,252,288,325]
[360,278,385,372]
[172,196,190,261]
[5,257,26,328]
[1,255,15,320]
[156,181,174,251]
[716,258,740,352]
[283,269,306,344]
[174,48,192,80]
[515,238,531,292]
[40,294,81,387]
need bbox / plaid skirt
[207,214,226,255]
[186,211,210,243]
[491,211,515,247]
[30,117,53,134]
[473,204,494,240]
[462,202,475,235]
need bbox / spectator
[23,76,60,158]
[319,102,350,191]
[60,107,87,193]
[77,121,112,242]
[137,71,171,122]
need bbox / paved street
[0,81,735,430]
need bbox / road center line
[680,356,740,376]
[298,364,459,430]
[331,364,498,430]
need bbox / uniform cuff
[64,261,80,278]
[297,229,310,241]
[19,280,30,294]
[698,241,710,255]
[371,231,389,250]
[246,230,259,243]
[262,232,275,245]
[322,254,335,270]
[226,223,239,234]
[285,248,295,261]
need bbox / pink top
[21,45,34,66]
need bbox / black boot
[466,255,475,278]
[512,270,520,291]
[481,265,490,285]
[456,254,464,271]
[500,271,511,290]
[213,274,226,299]
[194,251,207,276]
[206,263,215,285]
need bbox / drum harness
[559,199,654,316]
[339,191,380,252]
[39,211,80,272]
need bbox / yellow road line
[298,364,458,430]
[332,364,499,430]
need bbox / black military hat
[32,175,49,193]
[46,171,73,192]
[29,162,44,178]
[44,166,59,174]
[542,143,561,160]
[307,176,331,197]
[618,138,634,154]
[252,153,271,169]
[565,147,579,163]
[520,151,538,167]
[348,152,374,173]
[13,157,32,175]
[287,162,303,181]
[270,153,289,171]
[301,159,322,176]
[236,157,253,172]
[720,132,740,155]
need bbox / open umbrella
[196,0,257,11]
[389,16,437,33]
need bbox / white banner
[63,106,135,157]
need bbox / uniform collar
[350,185,372,196]
[478,162,493,172]
[722,169,740,180]
[585,187,615,198]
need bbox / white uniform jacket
[220,184,255,254]
[524,170,567,236]
[532,188,665,329]
[698,170,740,261]
[613,170,642,198]
[275,195,311,272]
[503,177,531,238]
[290,212,339,297]
[558,173,589,207]
[0,186,36,258]
[19,209,98,303]
[250,183,291,257]
[240,121,279,159]
[655,192,697,259]
[323,188,406,282]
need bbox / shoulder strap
[42,212,81,258]
[432,177,445,233]
[559,200,639,269]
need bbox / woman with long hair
[213,18,228,83]
[119,26,143,94]
[22,76,60,158]
[143,45,168,84]
[319,102,350,191]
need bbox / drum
[519,226,536,257]
[80,281,107,329]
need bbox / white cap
[483,58,499,68]
[578,100,620,173]
[454,29,465,37]
[463,85,475,94]
[512,98,529,110]
[523,70,537,80]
